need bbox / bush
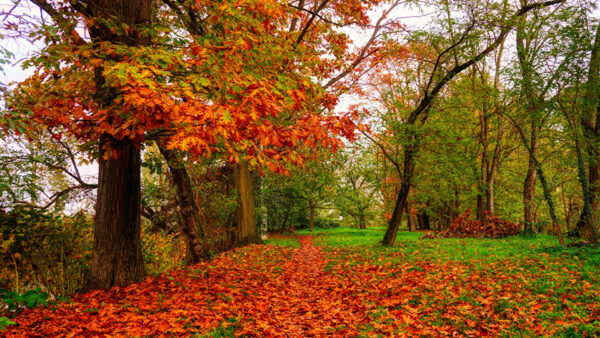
[142,230,186,275]
[0,317,16,331]
[422,209,521,239]
[313,217,341,229]
[0,207,92,298]
[0,288,49,313]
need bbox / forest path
[240,235,368,335]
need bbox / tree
[335,146,380,229]
[3,0,371,287]
[373,0,565,246]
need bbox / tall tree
[85,0,152,289]
[380,0,565,246]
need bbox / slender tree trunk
[405,201,416,232]
[281,205,291,232]
[309,203,315,232]
[157,143,209,264]
[382,144,416,245]
[523,135,538,229]
[233,162,260,245]
[486,174,496,216]
[87,0,152,289]
[476,72,489,223]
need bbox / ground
[4,228,600,336]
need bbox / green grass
[263,236,300,248]
[301,227,599,266]
[299,227,600,336]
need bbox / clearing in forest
[4,228,600,336]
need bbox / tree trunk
[476,194,486,223]
[382,140,417,246]
[486,161,497,217]
[581,24,600,243]
[87,0,152,290]
[405,201,416,232]
[233,161,260,245]
[523,135,537,229]
[89,136,145,289]
[281,205,291,232]
[309,203,315,232]
[417,211,431,230]
[586,146,600,241]
[157,143,209,264]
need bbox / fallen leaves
[4,235,600,336]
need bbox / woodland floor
[4,228,600,336]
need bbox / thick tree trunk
[476,194,486,223]
[88,136,145,289]
[86,0,152,289]
[233,162,260,245]
[581,24,600,243]
[586,147,600,241]
[157,143,209,264]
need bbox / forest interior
[0,0,600,336]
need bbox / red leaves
[5,235,598,336]
[423,209,522,239]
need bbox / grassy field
[273,227,600,336]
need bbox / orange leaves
[5,234,600,336]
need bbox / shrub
[0,288,49,313]
[0,317,16,331]
[313,217,341,229]
[422,209,521,239]
[142,230,186,275]
[0,207,92,298]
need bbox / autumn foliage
[5,0,373,174]
[423,209,521,239]
[4,234,599,336]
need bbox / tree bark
[382,144,416,245]
[157,142,210,264]
[233,161,260,245]
[523,135,538,229]
[580,24,600,243]
[309,203,315,232]
[86,0,152,289]
[89,136,146,289]
[359,213,367,229]
[405,201,416,232]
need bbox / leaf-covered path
[5,233,600,336]
[5,236,369,336]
